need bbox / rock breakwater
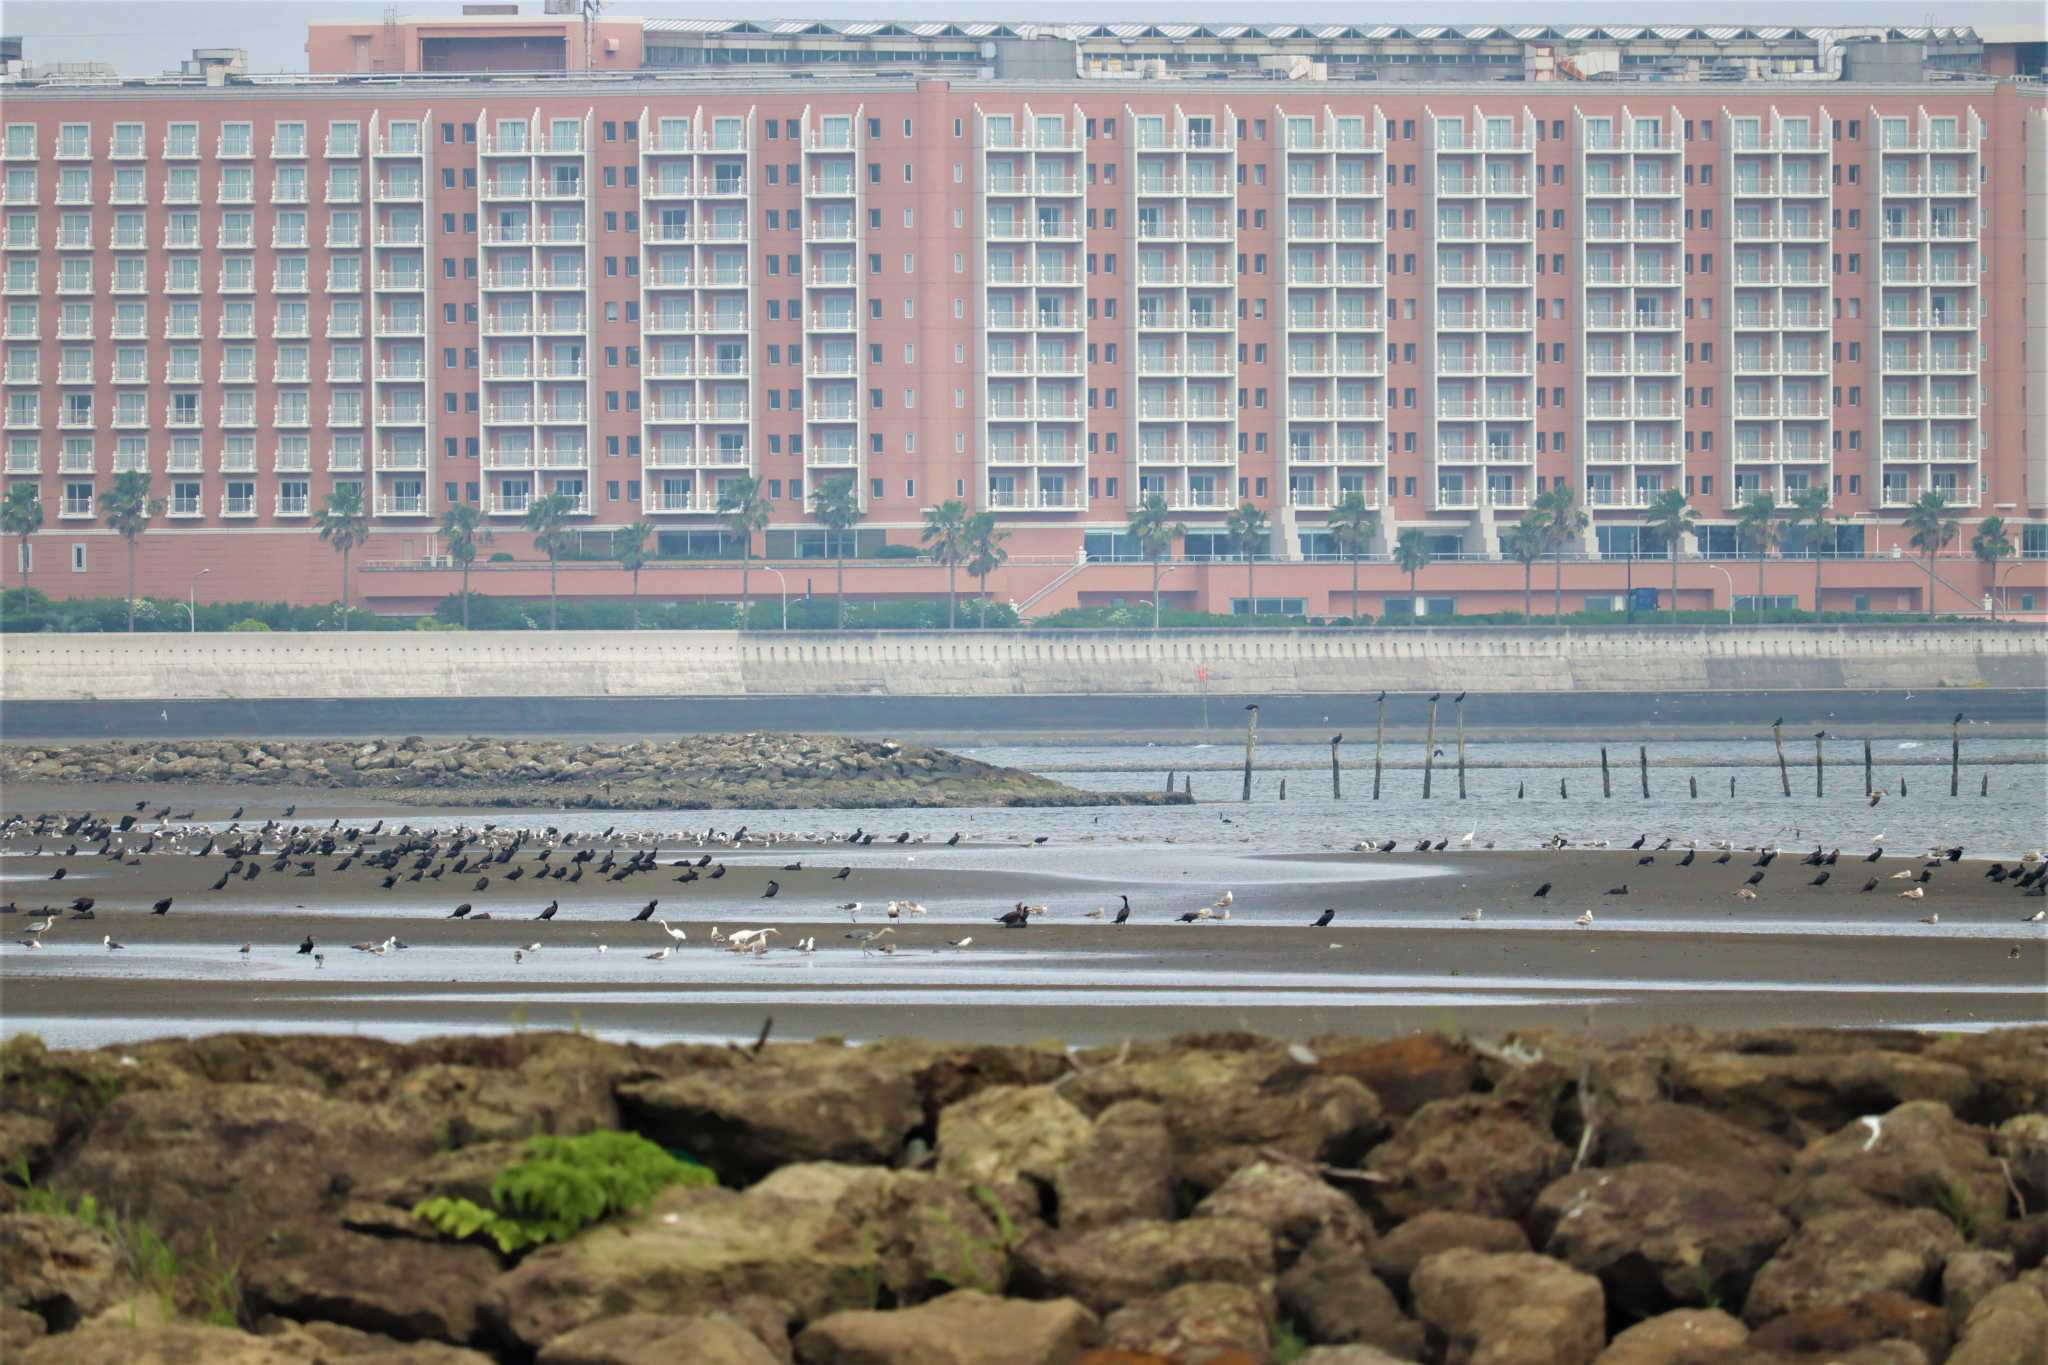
[3,1025,2044,1364]
[0,734,1173,810]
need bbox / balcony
[376,494,428,516]
[986,444,1082,467]
[986,488,1084,511]
[1161,488,1233,511]
[373,449,428,471]
[273,492,310,517]
[1583,487,1654,508]
[646,488,722,513]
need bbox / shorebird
[1898,886,1926,900]
[846,927,894,954]
[644,946,673,962]
[1919,912,1940,925]
[1575,911,1595,927]
[102,935,124,951]
[1735,887,1759,901]
[239,943,251,955]
[994,906,1031,928]
[151,897,173,915]
[2022,909,2044,924]
[1312,908,1336,928]
[298,934,315,954]
[1211,891,1234,911]
[655,918,687,944]
[1890,869,1916,880]
[1460,908,1484,922]
[1114,895,1132,925]
[1531,882,1552,899]
[25,916,53,935]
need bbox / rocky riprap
[0,734,1172,810]
[3,1025,2045,1365]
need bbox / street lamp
[1695,559,1735,626]
[756,565,789,630]
[183,568,210,634]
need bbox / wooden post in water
[1864,739,1873,797]
[1980,771,1988,797]
[1689,775,1698,799]
[1517,781,1525,799]
[1814,734,1824,798]
[1950,714,1962,797]
[1773,720,1791,797]
[1165,770,1175,793]
[1900,775,1908,797]
[1600,747,1612,799]
[1330,735,1343,800]
[1279,778,1287,801]
[1455,696,1468,800]
[1241,704,1259,802]
[1639,745,1650,799]
[1184,774,1192,798]
[1560,776,1568,798]
[1423,697,1439,799]
[1373,694,1386,801]
[1730,774,1737,798]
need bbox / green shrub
[488,551,515,563]
[873,543,922,560]
[413,1130,714,1255]
[226,618,272,632]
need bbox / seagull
[1460,908,1484,922]
[1574,911,1594,927]
[1735,887,1759,900]
[945,936,974,951]
[2022,909,2044,924]
[1211,891,1234,910]
[838,901,862,916]
[1898,886,1926,900]
[1919,912,1940,925]
[645,946,672,961]
[103,935,125,951]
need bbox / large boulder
[0,1213,132,1332]
[1364,1211,1530,1297]
[1941,1249,2015,1330]
[375,1034,638,1145]
[14,1322,325,1364]
[1193,1160,1373,1260]
[1922,1028,2048,1126]
[1098,1282,1271,1363]
[1666,1048,1973,1142]
[536,1310,786,1365]
[239,1218,501,1345]
[277,1320,496,1363]
[1365,1097,1570,1222]
[1530,1163,1791,1319]
[617,1047,925,1184]
[1014,1216,1275,1317]
[48,1084,440,1264]
[1947,1269,2048,1365]
[793,1290,1096,1365]
[1598,1102,1800,1205]
[1276,1233,1424,1360]
[482,1163,1007,1352]
[1409,1249,1606,1365]
[1777,1100,2013,1231]
[934,1086,1094,1232]
[1060,1037,1384,1192]
[1592,1309,1748,1365]
[1052,1100,1177,1233]
[1743,1208,1961,1325]
[1746,1291,1951,1363]
[1995,1114,2048,1212]
[1314,1035,1477,1119]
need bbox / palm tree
[921,498,971,629]
[716,475,771,630]
[100,472,162,632]
[1537,482,1588,619]
[1643,488,1698,624]
[2,482,42,622]
[615,520,654,628]
[811,475,862,629]
[1790,485,1833,616]
[1324,492,1378,625]
[1733,492,1782,623]
[1971,516,2014,619]
[314,483,370,630]
[964,511,1010,628]
[1902,490,1959,621]
[439,501,491,629]
[1505,514,1548,623]
[1224,500,1271,618]
[1127,492,1186,630]
[1394,527,1431,616]
[522,491,577,630]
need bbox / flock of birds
[4,803,2044,968]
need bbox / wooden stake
[1455,697,1467,800]
[1423,698,1438,799]
[1517,781,1525,799]
[1639,745,1650,799]
[1950,715,1961,798]
[1560,777,1568,799]
[1241,704,1259,803]
[1864,738,1873,797]
[1373,694,1385,801]
[1165,770,1175,793]
[1980,771,1989,797]
[1330,735,1343,800]
[1601,747,1612,799]
[1773,720,1790,797]
[1279,777,1287,801]
[1814,734,1824,798]
[1689,775,1698,798]
[1184,774,1192,798]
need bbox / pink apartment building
[3,24,2045,619]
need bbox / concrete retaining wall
[3,625,2041,703]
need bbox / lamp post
[1697,559,1735,627]
[186,568,210,634]
[757,565,788,630]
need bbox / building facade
[2,60,2044,618]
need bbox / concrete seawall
[4,624,2042,703]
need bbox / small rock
[1743,1208,1961,1325]
[0,1213,131,1332]
[1592,1308,1748,1365]
[1941,1249,2015,1330]
[793,1290,1097,1365]
[1015,1216,1275,1316]
[1747,1290,1951,1363]
[1364,1211,1530,1296]
[1193,1160,1374,1260]
[1314,1035,1477,1119]
[1410,1249,1606,1365]
[1995,1113,2048,1212]
[1599,1101,1800,1205]
[1053,1101,1177,1234]
[1365,1097,1570,1222]
[934,1085,1095,1233]
[1276,1232,1423,1361]
[1947,1268,2048,1365]
[538,1311,784,1365]
[240,1218,500,1345]
[1099,1282,1271,1363]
